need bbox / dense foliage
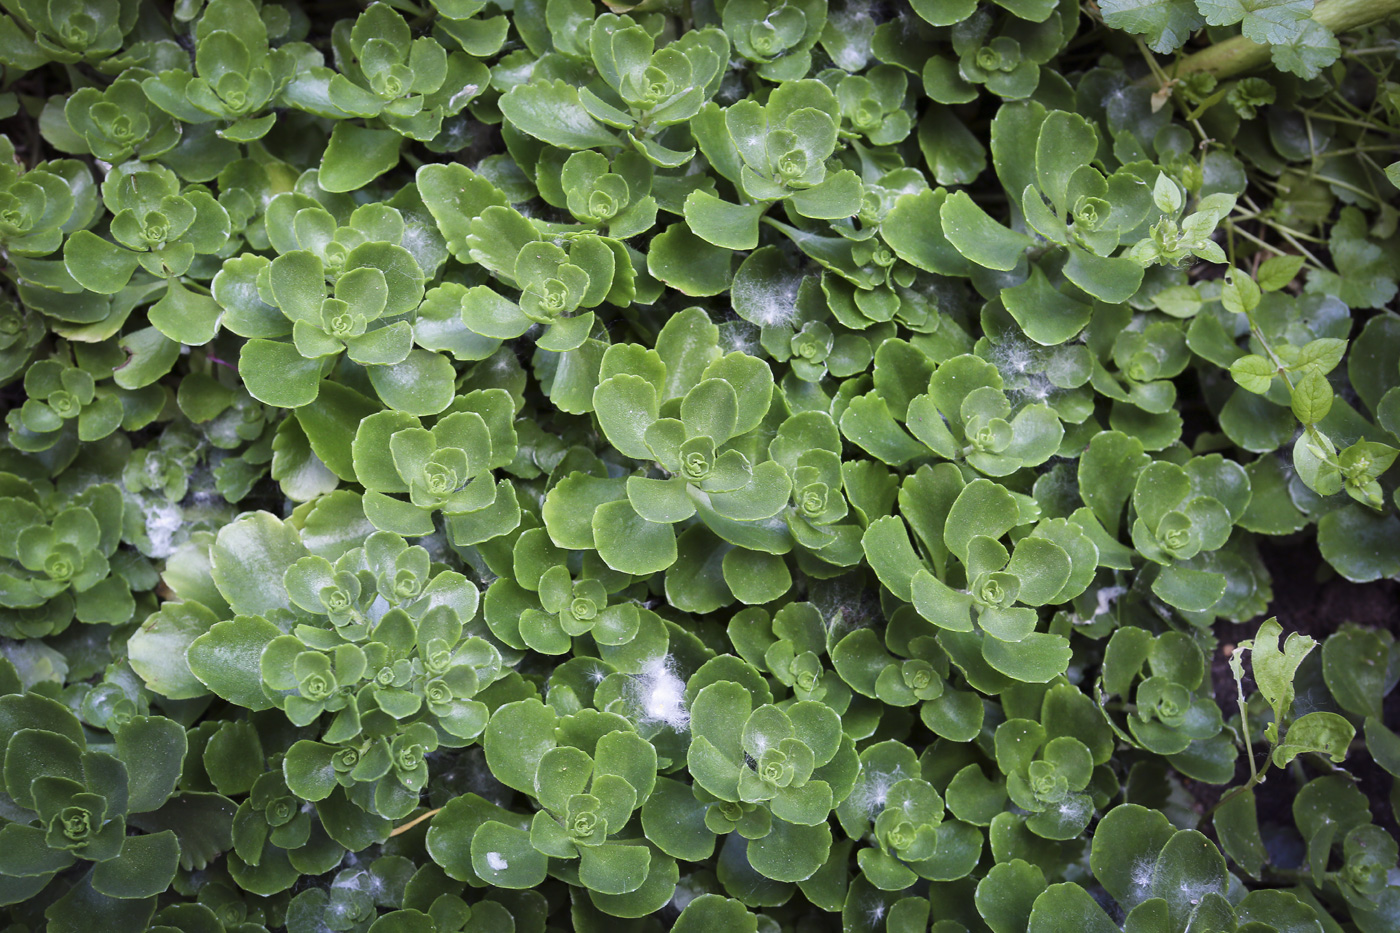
[1,0,1400,929]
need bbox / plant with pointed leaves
[1223,263,1399,510]
[1127,173,1236,268]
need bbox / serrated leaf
[1269,19,1340,79]
[1099,0,1205,53]
[1197,0,1312,46]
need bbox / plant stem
[389,807,441,836]
[1132,36,1173,87]
[1171,0,1400,81]
[1236,294,1342,474]
[1236,657,1257,787]
[1298,109,1396,131]
[1201,656,1269,823]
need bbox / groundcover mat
[1,0,1400,929]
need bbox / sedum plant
[0,138,84,258]
[0,0,1399,929]
[0,0,139,72]
[0,691,186,911]
[141,0,306,142]
[352,388,520,542]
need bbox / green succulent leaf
[0,0,1396,922]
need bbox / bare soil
[1200,537,1400,844]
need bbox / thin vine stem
[389,807,442,837]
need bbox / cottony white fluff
[987,334,1036,378]
[731,269,801,328]
[485,852,508,871]
[850,766,904,818]
[1008,374,1055,402]
[826,1,876,72]
[398,213,442,272]
[1120,858,1158,909]
[143,500,185,560]
[1057,795,1092,824]
[631,655,690,731]
[719,320,761,358]
[1092,585,1128,620]
[332,867,384,900]
[447,85,479,111]
[1129,858,1155,892]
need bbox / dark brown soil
[1211,539,1400,714]
[1197,536,1400,844]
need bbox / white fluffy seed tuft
[850,766,904,818]
[631,655,690,731]
[731,269,801,328]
